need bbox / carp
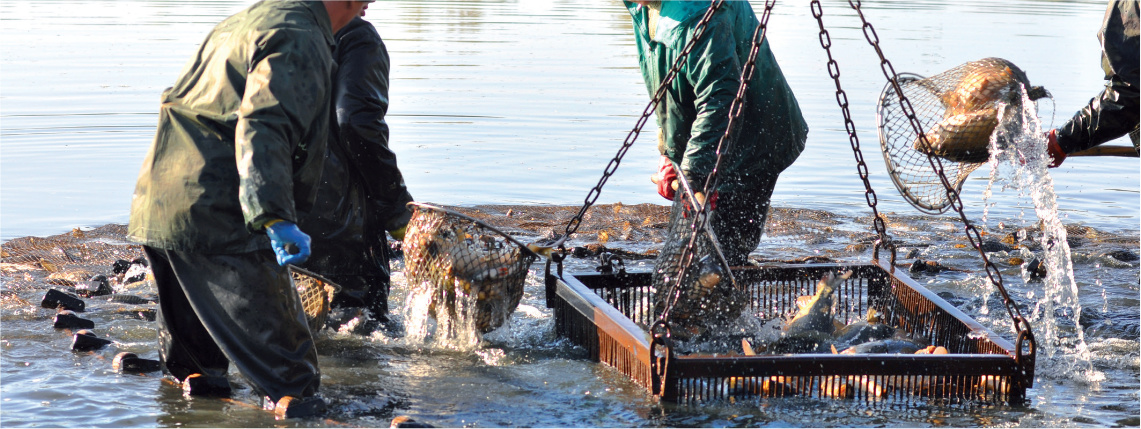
[939,59,1027,116]
[785,270,851,336]
[757,270,852,354]
[913,107,998,163]
[405,221,531,334]
[914,57,1047,164]
[838,337,930,355]
[832,308,896,349]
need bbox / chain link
[659,0,777,322]
[555,0,728,259]
[808,0,892,263]
[845,0,1025,333]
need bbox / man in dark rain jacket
[1046,0,1139,166]
[127,0,370,418]
[300,15,414,327]
[626,1,808,265]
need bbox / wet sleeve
[236,29,330,230]
[1056,0,1140,154]
[334,25,415,232]
[680,18,741,187]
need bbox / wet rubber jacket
[1056,0,1139,154]
[330,17,414,236]
[128,1,335,253]
[625,1,808,192]
[301,16,414,278]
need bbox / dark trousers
[145,246,320,402]
[306,237,392,322]
[710,176,778,266]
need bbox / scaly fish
[832,308,896,349]
[913,107,998,163]
[838,337,929,355]
[785,270,851,336]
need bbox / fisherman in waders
[127,0,371,418]
[626,1,808,265]
[1046,0,1139,167]
[299,12,414,331]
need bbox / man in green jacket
[128,0,369,418]
[627,1,808,265]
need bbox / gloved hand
[388,224,407,242]
[649,155,678,201]
[694,190,719,211]
[265,220,311,266]
[1045,129,1066,168]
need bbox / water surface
[1,1,1137,427]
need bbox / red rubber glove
[1046,129,1066,168]
[651,155,678,201]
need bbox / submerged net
[878,57,1048,214]
[650,184,743,342]
[290,268,339,333]
[403,202,538,335]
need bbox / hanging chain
[660,0,776,322]
[553,0,728,261]
[845,0,1026,333]
[808,0,893,264]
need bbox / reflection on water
[1,0,1138,427]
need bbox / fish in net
[878,57,1049,213]
[651,187,744,342]
[403,202,539,335]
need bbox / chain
[808,0,893,264]
[660,0,776,322]
[554,0,728,260]
[846,0,1025,333]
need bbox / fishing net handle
[288,265,343,295]
[407,202,542,259]
[555,0,729,260]
[836,0,1027,334]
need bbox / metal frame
[546,261,1033,405]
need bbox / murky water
[2,0,1138,427]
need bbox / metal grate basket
[290,266,340,333]
[547,262,1034,406]
[403,202,540,334]
[878,57,1047,214]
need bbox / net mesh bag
[403,202,538,334]
[878,57,1047,214]
[651,187,744,342]
[290,268,339,333]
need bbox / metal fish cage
[545,261,1035,406]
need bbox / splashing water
[982,84,1099,382]
[402,279,484,351]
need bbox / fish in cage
[743,271,942,357]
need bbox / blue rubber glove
[265,220,311,266]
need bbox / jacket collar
[301,1,336,47]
